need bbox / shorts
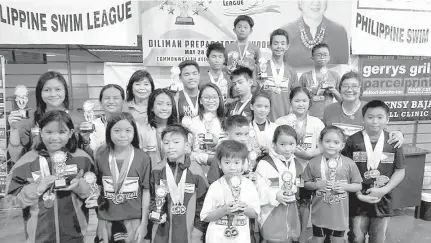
[312,225,345,238]
[297,187,312,207]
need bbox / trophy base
[80,124,95,133]
[175,17,194,25]
[150,211,161,222]
[18,109,29,119]
[259,73,268,79]
[54,179,68,189]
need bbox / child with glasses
[297,43,342,119]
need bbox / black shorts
[312,225,345,238]
[297,187,312,206]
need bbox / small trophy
[219,78,228,102]
[324,158,340,204]
[374,175,390,188]
[82,100,95,133]
[150,184,168,221]
[84,172,100,208]
[14,85,29,119]
[169,66,181,92]
[203,113,215,143]
[230,52,239,71]
[281,171,297,197]
[175,0,195,25]
[224,175,242,239]
[52,151,69,189]
[258,57,268,79]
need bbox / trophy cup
[82,100,95,133]
[258,57,268,79]
[219,78,228,102]
[169,66,181,92]
[374,175,390,188]
[224,174,242,239]
[52,151,69,189]
[203,113,214,144]
[150,184,168,221]
[229,52,239,72]
[14,85,29,119]
[175,0,195,25]
[84,172,100,208]
[324,158,340,204]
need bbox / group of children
[5,14,406,243]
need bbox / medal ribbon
[183,90,199,117]
[311,68,328,88]
[108,147,135,194]
[39,156,51,178]
[251,120,271,148]
[270,59,285,86]
[320,156,342,180]
[233,97,252,115]
[208,71,224,85]
[237,41,249,61]
[363,130,385,171]
[269,149,296,187]
[165,163,187,206]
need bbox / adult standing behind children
[298,43,341,119]
[124,70,155,126]
[258,29,298,121]
[177,60,201,122]
[225,15,260,91]
[281,0,349,67]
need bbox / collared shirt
[124,101,148,126]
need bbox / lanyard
[233,97,252,115]
[363,131,385,170]
[237,41,249,61]
[270,59,285,85]
[108,147,135,194]
[165,163,187,206]
[183,90,199,117]
[208,71,224,85]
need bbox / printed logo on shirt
[353,151,367,163]
[216,214,248,226]
[185,183,195,194]
[102,176,139,201]
[381,152,395,163]
[182,106,197,118]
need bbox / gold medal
[181,116,193,128]
[43,192,55,209]
[113,194,125,204]
[282,171,293,182]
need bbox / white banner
[0,1,139,46]
[351,0,431,56]
[141,0,352,67]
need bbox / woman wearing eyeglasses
[183,83,225,168]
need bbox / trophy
[219,78,228,102]
[224,175,242,239]
[150,184,168,221]
[258,57,268,79]
[82,100,95,133]
[229,52,239,71]
[323,158,340,204]
[14,85,29,119]
[84,172,100,208]
[364,169,381,180]
[175,0,195,25]
[52,151,69,189]
[374,175,390,188]
[203,113,215,143]
[314,66,328,102]
[169,66,181,92]
[281,171,297,198]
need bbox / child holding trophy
[342,100,405,243]
[298,43,342,119]
[303,126,362,243]
[255,125,302,243]
[150,124,208,243]
[258,29,298,121]
[7,110,94,243]
[94,112,151,243]
[201,140,260,243]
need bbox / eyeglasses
[341,85,360,90]
[313,54,329,58]
[202,96,219,102]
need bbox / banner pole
[413,120,419,147]
[66,45,74,110]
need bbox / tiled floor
[0,208,430,243]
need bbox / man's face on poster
[299,0,327,20]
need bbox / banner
[359,55,431,121]
[141,0,352,67]
[352,0,431,56]
[0,1,139,46]
[0,56,6,197]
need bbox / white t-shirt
[201,176,260,243]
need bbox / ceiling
[0,36,144,63]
